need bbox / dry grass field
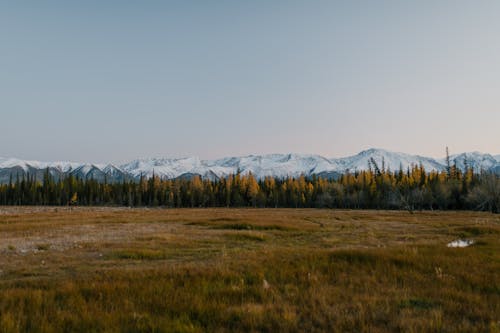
[0,207,499,332]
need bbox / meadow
[0,207,498,332]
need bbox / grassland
[0,207,499,332]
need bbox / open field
[0,207,499,332]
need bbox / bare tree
[468,173,500,213]
[397,188,424,214]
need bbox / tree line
[0,162,498,213]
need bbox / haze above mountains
[1,149,499,184]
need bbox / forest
[0,160,499,213]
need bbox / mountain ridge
[1,148,499,183]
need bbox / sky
[1,1,499,163]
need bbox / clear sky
[1,1,499,163]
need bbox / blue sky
[1,1,499,163]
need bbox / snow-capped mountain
[0,148,499,184]
[121,157,211,179]
[209,154,336,179]
[120,154,336,180]
[0,157,79,173]
[445,152,499,172]
[334,148,445,172]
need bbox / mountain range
[1,148,499,184]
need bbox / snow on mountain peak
[447,152,498,171]
[120,156,204,179]
[1,149,499,183]
[334,148,444,172]
[0,157,81,173]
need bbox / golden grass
[0,207,499,332]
